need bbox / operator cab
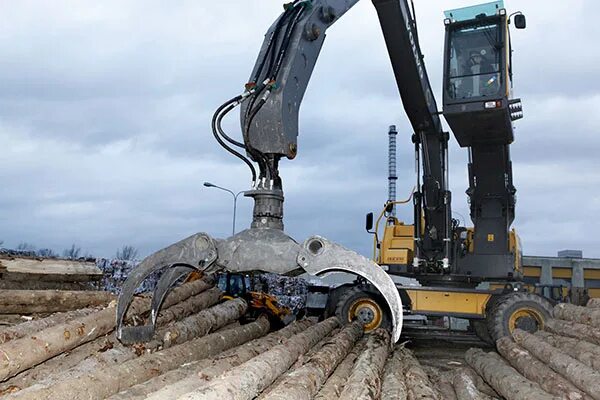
[442,1,525,147]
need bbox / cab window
[447,22,503,100]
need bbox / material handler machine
[117,0,547,345]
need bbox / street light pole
[203,182,245,236]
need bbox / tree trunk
[338,328,390,400]
[112,319,314,400]
[452,367,495,400]
[177,317,340,400]
[464,348,555,400]
[261,321,363,400]
[381,346,408,400]
[554,303,600,328]
[0,286,221,395]
[396,346,442,400]
[0,290,114,314]
[513,328,600,399]
[0,279,213,383]
[10,316,269,400]
[0,308,96,344]
[314,337,367,400]
[497,336,591,400]
[144,298,246,351]
[545,318,600,345]
[587,298,600,308]
[154,287,222,327]
[425,368,456,400]
[535,330,600,371]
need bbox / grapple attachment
[115,228,403,344]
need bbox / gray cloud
[1,0,599,262]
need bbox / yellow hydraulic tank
[379,223,414,265]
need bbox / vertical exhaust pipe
[388,125,398,217]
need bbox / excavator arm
[116,0,454,345]
[241,0,452,270]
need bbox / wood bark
[112,319,314,400]
[314,337,367,400]
[452,367,495,400]
[338,328,390,400]
[381,346,408,400]
[545,318,600,345]
[587,298,600,308]
[0,308,96,344]
[396,346,442,400]
[554,303,600,328]
[0,279,212,383]
[144,297,245,351]
[513,328,600,399]
[261,321,363,400]
[178,317,340,400]
[0,285,217,394]
[425,368,457,400]
[154,287,221,327]
[535,330,600,370]
[456,366,500,398]
[10,316,269,400]
[0,290,114,314]
[497,336,590,400]
[464,348,556,400]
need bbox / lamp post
[203,182,245,236]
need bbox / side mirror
[514,14,526,29]
[365,213,374,232]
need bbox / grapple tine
[116,232,219,343]
[149,265,196,324]
[297,235,403,343]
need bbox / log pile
[463,300,600,400]
[0,256,102,291]
[2,266,599,400]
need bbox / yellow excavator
[116,0,548,346]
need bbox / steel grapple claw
[297,236,403,343]
[116,228,403,344]
[115,232,218,343]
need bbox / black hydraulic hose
[217,102,245,149]
[253,10,293,83]
[212,96,257,183]
[244,96,273,181]
[270,6,304,79]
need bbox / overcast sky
[1,0,599,260]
